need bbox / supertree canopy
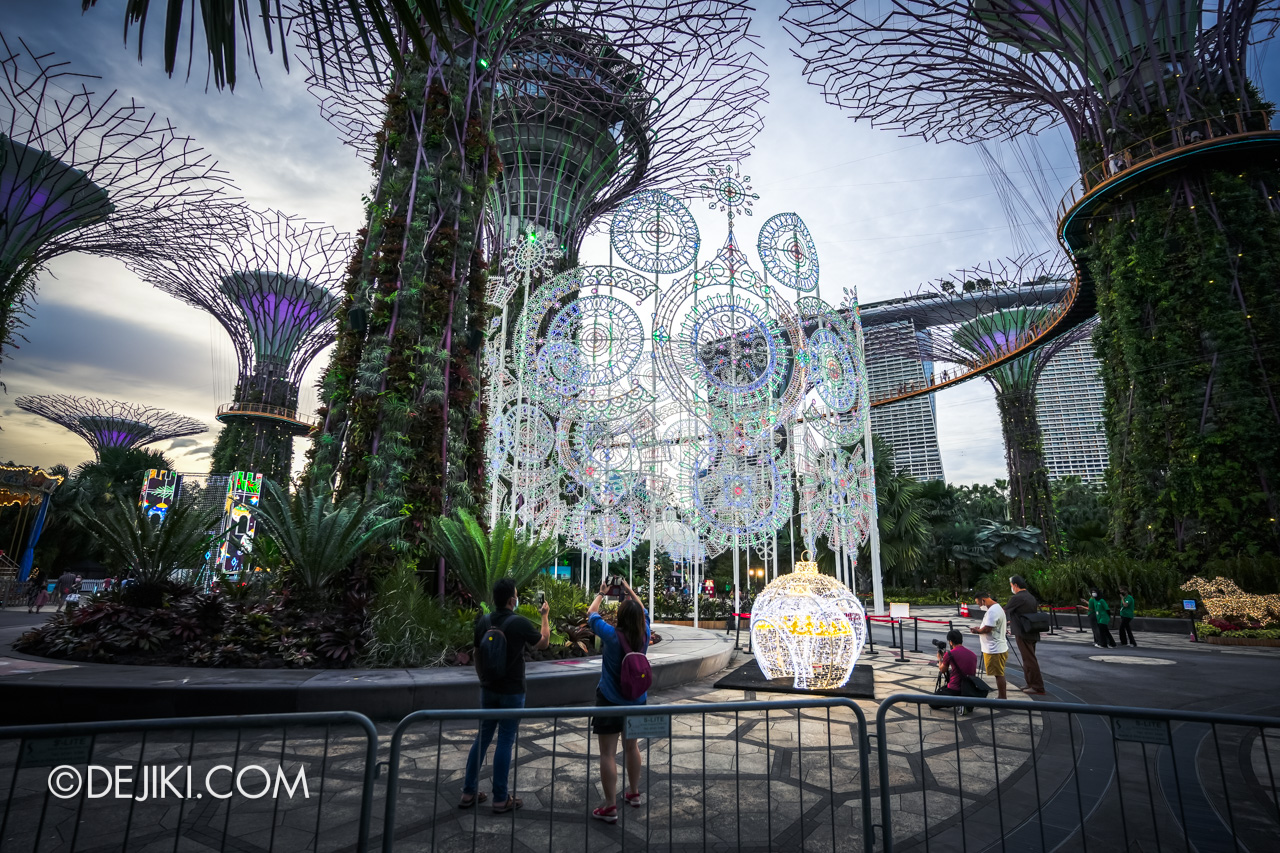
[0,32,232,378]
[291,0,768,593]
[785,0,1280,559]
[15,395,207,458]
[953,306,1100,550]
[131,209,348,482]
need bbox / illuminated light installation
[217,471,262,578]
[294,4,767,598]
[131,209,348,482]
[0,33,233,374]
[750,554,867,689]
[15,395,207,457]
[140,469,183,522]
[487,170,882,622]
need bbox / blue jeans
[462,690,525,802]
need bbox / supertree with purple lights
[870,255,1090,547]
[0,32,232,382]
[131,209,349,482]
[290,0,767,591]
[785,0,1280,559]
[15,394,207,458]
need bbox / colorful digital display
[217,470,262,577]
[139,468,183,521]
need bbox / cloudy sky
[8,0,1272,483]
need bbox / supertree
[860,255,1085,547]
[785,0,1280,559]
[15,395,207,458]
[289,1,767,592]
[130,209,349,482]
[0,32,232,380]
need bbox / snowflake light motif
[699,164,758,226]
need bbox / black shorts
[591,687,645,736]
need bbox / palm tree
[81,1,470,90]
[252,479,400,598]
[425,510,561,609]
[72,495,222,601]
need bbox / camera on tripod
[931,638,948,652]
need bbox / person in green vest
[1117,586,1137,647]
[1088,588,1116,649]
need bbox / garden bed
[1204,636,1280,647]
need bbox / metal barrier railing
[875,693,1280,853]
[2,696,1277,851]
[0,711,379,853]
[383,699,875,853]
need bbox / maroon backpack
[617,628,652,701]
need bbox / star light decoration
[750,554,867,689]
[489,177,875,586]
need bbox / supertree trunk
[1086,168,1280,560]
[994,387,1059,553]
[310,52,498,585]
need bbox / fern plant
[71,495,222,594]
[426,509,561,610]
[253,479,400,597]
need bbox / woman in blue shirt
[587,578,650,824]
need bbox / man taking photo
[969,592,1008,699]
[934,629,978,715]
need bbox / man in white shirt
[969,592,1009,699]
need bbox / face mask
[1091,593,1097,598]
[513,598,520,610]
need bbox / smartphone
[606,575,625,599]
[536,591,546,607]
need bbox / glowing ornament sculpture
[750,555,867,690]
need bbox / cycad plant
[426,510,561,609]
[253,479,400,599]
[72,495,222,602]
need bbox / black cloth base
[713,659,875,699]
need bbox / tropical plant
[929,521,996,590]
[1064,520,1109,558]
[70,494,221,597]
[425,509,561,610]
[994,556,1184,607]
[860,437,931,587]
[253,479,400,598]
[976,520,1045,563]
[363,562,459,668]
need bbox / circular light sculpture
[750,556,866,690]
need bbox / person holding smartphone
[587,577,650,824]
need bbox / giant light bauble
[750,556,867,689]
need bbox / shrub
[994,557,1183,607]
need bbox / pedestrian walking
[54,570,76,613]
[587,578,652,824]
[1006,575,1047,695]
[26,572,48,613]
[1088,588,1117,648]
[1117,586,1137,647]
[459,578,551,813]
[969,592,1008,699]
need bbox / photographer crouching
[933,630,978,715]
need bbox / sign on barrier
[1112,716,1171,745]
[19,736,92,768]
[624,713,672,739]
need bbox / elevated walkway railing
[216,401,319,429]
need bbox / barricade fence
[876,694,1280,853]
[1,697,1278,852]
[382,698,874,853]
[0,712,378,853]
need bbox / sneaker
[593,806,618,824]
[624,791,643,808]
[1093,643,1104,648]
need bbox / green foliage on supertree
[1083,167,1280,562]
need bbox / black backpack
[475,613,512,682]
